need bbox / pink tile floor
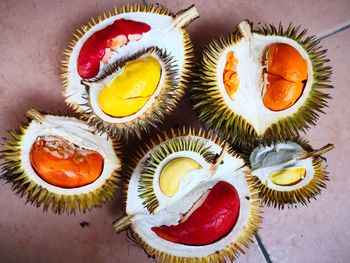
[0,0,349,262]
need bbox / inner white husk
[217,34,313,135]
[126,136,252,257]
[20,115,120,195]
[65,12,185,123]
[88,52,167,123]
[250,141,314,191]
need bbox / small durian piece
[62,4,199,139]
[0,109,121,214]
[113,128,262,262]
[159,157,201,197]
[269,167,306,186]
[193,20,332,146]
[245,138,334,208]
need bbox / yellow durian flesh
[98,55,161,117]
[269,167,306,186]
[159,158,201,197]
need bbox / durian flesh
[0,109,121,213]
[82,47,178,126]
[117,130,262,261]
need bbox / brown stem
[237,20,253,41]
[210,142,230,174]
[25,108,45,123]
[173,5,199,28]
[297,143,334,160]
[113,215,133,233]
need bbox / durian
[193,20,332,145]
[113,128,262,262]
[0,109,121,214]
[62,4,199,139]
[242,138,334,208]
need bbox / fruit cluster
[0,4,333,262]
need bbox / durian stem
[25,108,45,123]
[113,215,133,233]
[237,20,253,41]
[173,5,199,28]
[298,143,334,160]
[210,142,230,174]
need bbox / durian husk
[239,137,330,209]
[0,110,121,214]
[192,21,332,147]
[61,4,196,140]
[117,128,263,262]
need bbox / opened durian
[62,4,199,139]
[114,129,262,262]
[242,138,334,208]
[0,109,121,214]
[193,20,332,145]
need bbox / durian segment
[62,4,198,139]
[0,109,121,214]
[77,19,151,79]
[268,167,306,186]
[263,43,308,111]
[97,55,162,117]
[193,20,332,146]
[246,139,333,208]
[82,47,178,127]
[223,51,240,98]
[115,128,263,262]
[159,158,201,197]
[30,135,104,188]
[139,135,216,213]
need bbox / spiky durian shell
[239,137,330,209]
[61,4,197,140]
[117,128,263,262]
[0,110,121,214]
[192,21,332,147]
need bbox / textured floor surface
[0,0,349,262]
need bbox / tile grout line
[255,234,273,263]
[316,22,350,40]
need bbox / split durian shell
[62,4,199,139]
[0,109,121,214]
[192,20,332,146]
[240,138,334,209]
[114,128,263,262]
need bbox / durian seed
[263,43,308,111]
[223,51,239,98]
[268,167,306,186]
[78,19,151,79]
[98,55,161,118]
[30,135,104,188]
[159,157,201,197]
